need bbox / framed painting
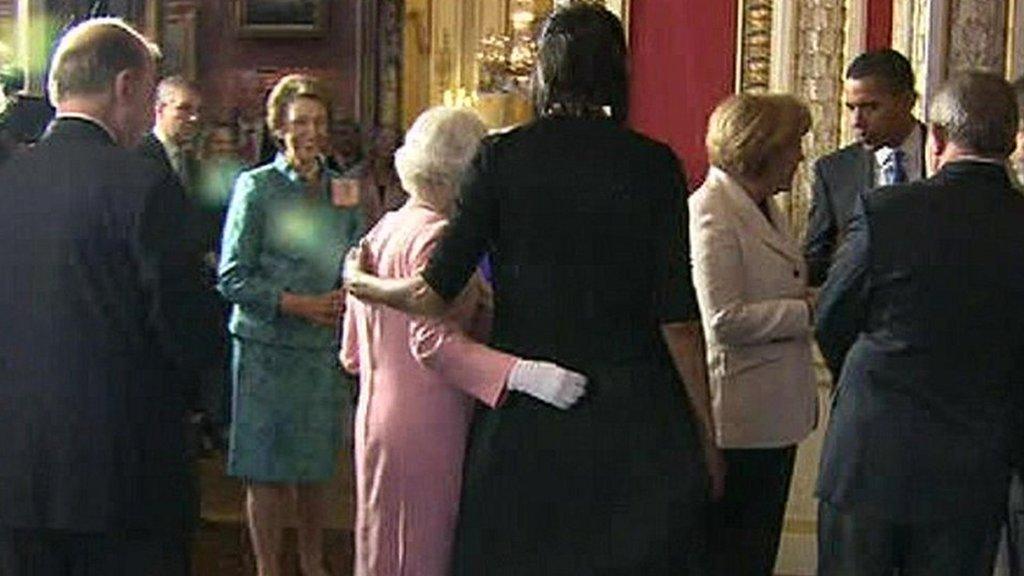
[236,0,328,38]
[162,1,198,81]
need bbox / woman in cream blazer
[690,94,817,576]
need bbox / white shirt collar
[873,122,923,185]
[153,125,180,156]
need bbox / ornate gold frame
[735,0,773,93]
[1006,0,1024,79]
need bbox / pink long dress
[341,202,517,576]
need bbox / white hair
[394,107,487,209]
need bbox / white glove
[506,359,587,409]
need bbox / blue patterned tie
[884,149,907,185]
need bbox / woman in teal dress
[218,74,362,576]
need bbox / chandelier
[476,0,541,94]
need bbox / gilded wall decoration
[357,0,403,128]
[737,0,773,93]
[894,0,946,113]
[947,0,1006,74]
[789,0,846,239]
[1008,0,1024,78]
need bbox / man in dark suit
[805,49,925,286]
[138,75,229,450]
[0,18,219,575]
[815,72,1024,575]
[138,75,202,192]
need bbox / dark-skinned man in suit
[805,49,925,288]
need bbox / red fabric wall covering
[627,0,739,190]
[866,0,894,51]
[193,0,359,123]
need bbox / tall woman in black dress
[345,5,721,573]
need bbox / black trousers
[818,500,1003,576]
[0,529,189,576]
[708,445,797,576]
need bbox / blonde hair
[265,74,332,138]
[706,93,811,178]
[47,17,159,105]
[394,107,487,208]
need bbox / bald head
[47,18,160,147]
[48,18,158,105]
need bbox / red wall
[192,0,359,123]
[866,0,893,51]
[628,0,739,189]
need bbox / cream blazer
[689,167,817,449]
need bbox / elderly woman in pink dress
[340,107,587,576]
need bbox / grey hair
[929,71,1017,158]
[156,75,199,105]
[394,107,487,208]
[47,17,159,105]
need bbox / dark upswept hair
[531,3,629,123]
[845,48,915,95]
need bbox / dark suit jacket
[138,132,224,260]
[0,118,220,535]
[815,160,1024,522]
[804,124,926,286]
[137,132,198,190]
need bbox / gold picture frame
[236,0,328,38]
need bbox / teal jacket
[218,154,363,349]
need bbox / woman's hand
[342,241,449,317]
[279,290,342,327]
[805,287,820,324]
[342,242,373,293]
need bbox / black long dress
[423,116,709,575]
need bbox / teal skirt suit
[218,154,363,482]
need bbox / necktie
[884,149,907,185]
[173,148,192,190]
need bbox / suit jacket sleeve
[815,189,872,378]
[408,220,517,408]
[217,172,280,321]
[423,141,499,302]
[689,188,811,346]
[805,159,836,287]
